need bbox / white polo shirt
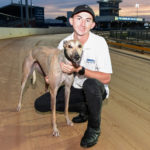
[58,32,112,98]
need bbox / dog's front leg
[50,89,59,136]
[65,85,73,126]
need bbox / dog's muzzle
[73,53,80,61]
[64,49,81,67]
[72,53,81,67]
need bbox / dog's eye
[78,44,82,48]
[68,45,72,48]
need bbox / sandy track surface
[0,34,150,150]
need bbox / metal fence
[109,30,150,43]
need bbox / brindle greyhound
[17,40,83,136]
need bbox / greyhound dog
[17,40,83,136]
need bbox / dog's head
[63,40,83,67]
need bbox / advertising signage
[115,16,143,22]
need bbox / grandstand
[0,3,44,27]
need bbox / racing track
[0,34,150,150]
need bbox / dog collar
[64,48,72,62]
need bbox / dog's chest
[61,73,74,85]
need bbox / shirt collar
[71,32,92,49]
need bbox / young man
[35,4,112,148]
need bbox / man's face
[69,12,95,36]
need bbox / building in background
[45,19,66,27]
[96,0,145,30]
[0,1,146,29]
[67,0,145,30]
[98,0,120,16]
[0,3,44,27]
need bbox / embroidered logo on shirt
[86,59,95,64]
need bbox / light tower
[25,0,29,27]
[135,3,139,17]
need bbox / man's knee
[83,78,105,96]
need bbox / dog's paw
[17,104,21,112]
[53,129,60,137]
[67,119,74,126]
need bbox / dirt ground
[0,34,150,150]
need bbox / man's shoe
[72,113,88,123]
[80,127,100,148]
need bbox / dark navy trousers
[34,78,107,129]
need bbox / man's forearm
[77,67,111,84]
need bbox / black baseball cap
[71,4,95,21]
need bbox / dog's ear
[63,41,68,48]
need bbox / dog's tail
[32,70,36,85]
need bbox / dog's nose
[74,53,80,61]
